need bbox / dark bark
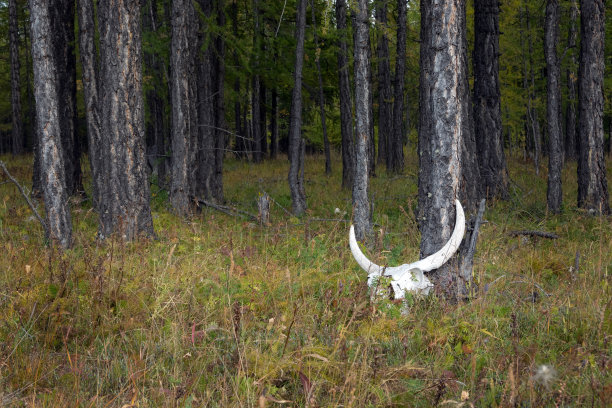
[97,0,155,239]
[170,0,199,215]
[565,0,578,161]
[418,0,472,298]
[251,0,262,162]
[336,0,354,189]
[473,0,508,200]
[311,0,331,174]
[577,0,609,214]
[50,0,81,195]
[376,0,392,169]
[78,0,103,211]
[545,0,563,213]
[231,0,246,159]
[29,0,72,248]
[260,82,267,157]
[213,0,226,202]
[288,0,307,215]
[270,87,278,159]
[389,0,406,173]
[9,0,23,155]
[352,0,371,241]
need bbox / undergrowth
[0,152,610,407]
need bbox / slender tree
[170,0,198,215]
[352,0,372,240]
[376,0,392,169]
[29,0,72,247]
[288,0,307,215]
[251,0,262,162]
[9,0,23,155]
[97,0,155,239]
[388,0,406,173]
[545,0,563,213]
[577,0,609,214]
[336,0,355,189]
[474,0,508,199]
[418,0,472,297]
[565,0,578,161]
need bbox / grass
[0,151,610,407]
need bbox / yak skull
[349,199,465,299]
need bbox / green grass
[0,151,610,407]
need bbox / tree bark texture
[29,0,72,248]
[288,0,307,215]
[98,0,155,239]
[473,0,508,200]
[170,0,199,215]
[9,0,23,155]
[336,0,355,189]
[418,0,471,297]
[50,0,80,195]
[352,0,372,241]
[376,0,392,169]
[311,1,331,174]
[389,0,406,173]
[545,0,563,213]
[77,0,103,211]
[577,0,609,214]
[565,0,578,161]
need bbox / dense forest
[0,0,611,405]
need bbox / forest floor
[0,152,611,407]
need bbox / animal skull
[349,199,465,298]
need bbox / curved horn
[349,225,384,275]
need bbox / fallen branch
[0,160,48,237]
[196,198,258,221]
[509,230,559,239]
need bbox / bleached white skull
[349,199,465,298]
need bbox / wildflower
[532,364,557,390]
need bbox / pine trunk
[565,0,578,161]
[97,0,155,239]
[352,0,372,241]
[9,0,23,155]
[389,0,406,173]
[288,0,307,215]
[474,0,508,200]
[336,0,354,189]
[545,0,563,213]
[376,0,392,169]
[30,0,72,248]
[577,0,609,214]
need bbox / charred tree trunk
[376,0,392,169]
[170,0,198,215]
[78,0,103,211]
[418,0,472,298]
[288,0,307,215]
[545,0,563,213]
[311,0,331,174]
[565,0,578,161]
[352,0,372,241]
[337,0,354,189]
[389,0,406,173]
[97,0,155,239]
[577,0,609,214]
[29,0,72,247]
[9,0,23,156]
[474,0,508,200]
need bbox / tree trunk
[213,0,226,202]
[545,0,563,213]
[270,86,278,159]
[170,0,198,215]
[231,0,246,159]
[9,0,23,156]
[565,0,578,161]
[523,4,541,175]
[389,0,406,173]
[77,0,103,211]
[288,0,307,215]
[251,0,262,162]
[260,82,267,157]
[97,0,155,239]
[336,0,355,189]
[418,0,471,298]
[311,0,331,174]
[577,0,609,214]
[376,0,392,170]
[474,0,508,200]
[29,0,72,248]
[352,0,372,241]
